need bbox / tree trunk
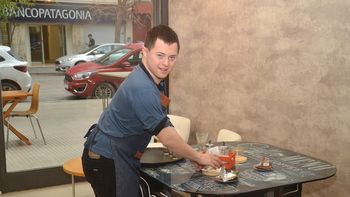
[9,23,17,47]
[114,11,123,42]
[114,0,129,43]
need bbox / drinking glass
[219,147,236,171]
[195,131,209,151]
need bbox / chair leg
[28,116,37,138]
[6,115,11,149]
[33,115,46,145]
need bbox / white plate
[202,167,220,176]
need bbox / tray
[141,147,184,165]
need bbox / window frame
[0,0,168,193]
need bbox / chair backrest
[167,114,191,143]
[217,129,242,142]
[28,83,40,114]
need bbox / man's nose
[162,57,170,66]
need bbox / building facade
[0,0,152,65]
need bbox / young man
[82,25,222,197]
[88,33,95,47]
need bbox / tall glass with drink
[195,131,208,151]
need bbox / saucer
[215,174,238,183]
[215,171,238,183]
[254,165,273,172]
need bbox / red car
[64,43,143,98]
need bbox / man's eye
[157,54,164,58]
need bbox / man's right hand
[196,152,223,169]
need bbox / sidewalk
[6,99,103,172]
[29,63,61,74]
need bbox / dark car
[64,43,143,98]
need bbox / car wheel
[93,83,116,99]
[1,81,20,91]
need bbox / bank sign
[2,3,117,24]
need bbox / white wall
[83,24,115,45]
[83,22,133,45]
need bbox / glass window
[98,48,132,65]
[94,45,113,54]
[127,51,142,66]
[79,45,99,54]
[0,0,164,192]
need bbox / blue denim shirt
[85,65,167,158]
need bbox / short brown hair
[144,25,180,53]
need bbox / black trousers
[82,148,116,197]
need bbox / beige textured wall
[169,0,349,196]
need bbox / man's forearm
[157,127,201,163]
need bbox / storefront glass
[0,0,168,192]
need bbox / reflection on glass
[29,26,43,62]
[3,0,154,174]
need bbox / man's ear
[142,46,148,58]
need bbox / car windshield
[96,48,132,65]
[7,51,24,61]
[78,45,100,54]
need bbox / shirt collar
[139,63,166,92]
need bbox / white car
[55,43,125,71]
[0,45,32,91]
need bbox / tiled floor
[1,182,94,197]
[4,99,102,172]
[0,182,190,197]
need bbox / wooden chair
[63,157,85,197]
[217,129,242,142]
[6,82,46,148]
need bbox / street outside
[30,72,85,102]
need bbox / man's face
[142,38,178,84]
